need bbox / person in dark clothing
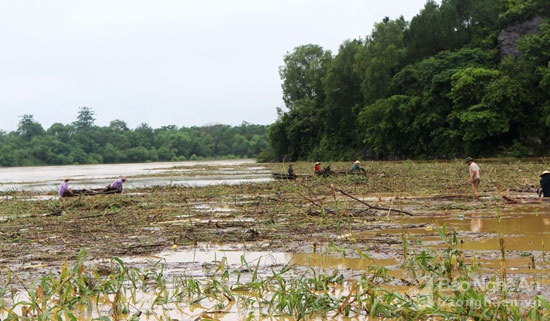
[351,160,361,172]
[351,160,366,174]
[539,170,550,197]
[287,165,295,177]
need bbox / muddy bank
[1,160,549,280]
[2,160,550,319]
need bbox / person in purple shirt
[104,176,127,193]
[58,177,74,197]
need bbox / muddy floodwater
[1,159,550,320]
[0,159,269,193]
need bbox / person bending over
[105,176,127,194]
[58,177,74,197]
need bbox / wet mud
[1,160,550,319]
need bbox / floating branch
[335,188,413,216]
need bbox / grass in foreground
[1,228,549,321]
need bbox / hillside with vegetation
[269,0,550,161]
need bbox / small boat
[315,165,367,177]
[66,188,122,196]
[272,173,297,180]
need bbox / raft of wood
[272,165,367,180]
[66,188,122,196]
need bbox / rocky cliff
[498,15,543,57]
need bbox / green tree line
[270,0,550,160]
[0,107,270,166]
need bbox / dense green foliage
[0,107,269,166]
[270,0,550,160]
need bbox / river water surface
[0,159,270,193]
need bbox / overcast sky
[0,0,429,132]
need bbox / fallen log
[42,209,64,217]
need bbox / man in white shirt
[465,157,481,198]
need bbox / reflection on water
[144,246,399,272]
[291,252,397,270]
[470,217,483,232]
[390,205,550,251]
[155,246,292,266]
[114,246,401,320]
[0,159,271,192]
[461,209,550,251]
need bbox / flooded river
[0,159,271,193]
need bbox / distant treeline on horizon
[0,107,272,167]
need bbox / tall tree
[73,106,96,130]
[321,39,365,159]
[279,44,332,110]
[359,17,407,104]
[405,0,471,62]
[16,114,44,142]
[71,107,99,155]
[273,44,332,160]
